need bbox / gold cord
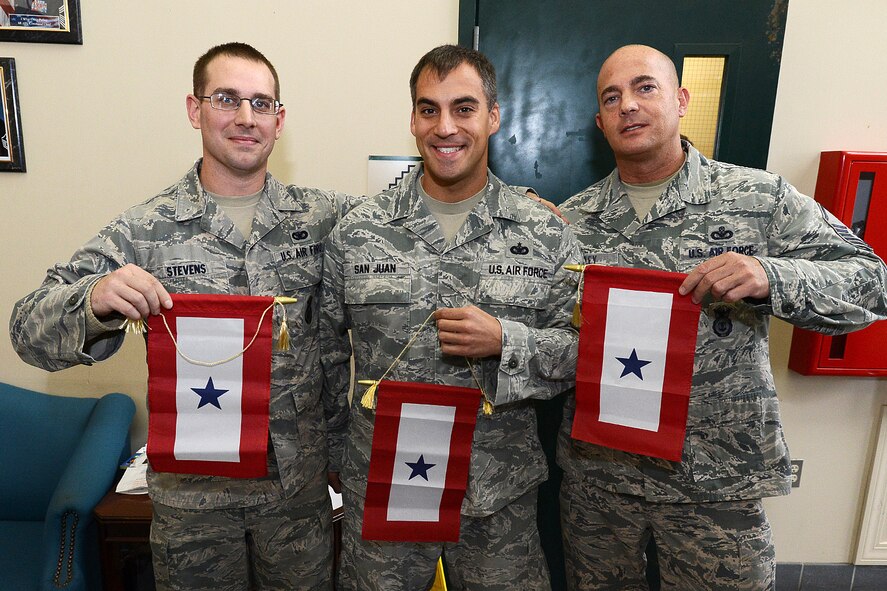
[360,311,491,415]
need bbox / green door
[459,0,788,201]
[457,2,788,589]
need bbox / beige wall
[1,0,886,566]
[0,0,458,449]
[763,0,887,563]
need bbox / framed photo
[0,0,82,44]
[0,58,26,172]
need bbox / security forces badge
[710,303,734,337]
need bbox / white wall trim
[855,405,887,564]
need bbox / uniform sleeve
[492,224,583,405]
[319,223,352,473]
[9,215,136,371]
[754,180,887,333]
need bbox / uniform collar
[377,164,528,252]
[577,142,713,216]
[173,159,302,221]
[172,159,295,247]
[385,164,527,223]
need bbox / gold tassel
[276,316,290,351]
[273,297,297,351]
[569,263,586,329]
[358,380,378,410]
[482,398,493,415]
[124,318,146,334]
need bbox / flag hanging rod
[564,264,586,273]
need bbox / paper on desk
[116,446,148,494]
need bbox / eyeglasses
[199,92,282,115]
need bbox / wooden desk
[94,492,154,591]
[94,491,343,591]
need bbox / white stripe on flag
[599,288,672,431]
[174,316,244,462]
[387,403,456,522]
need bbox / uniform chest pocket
[345,273,412,305]
[345,261,412,305]
[275,251,322,293]
[477,276,550,324]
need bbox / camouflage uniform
[557,144,887,590]
[10,161,352,590]
[320,166,582,590]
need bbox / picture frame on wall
[0,0,82,44]
[0,57,26,172]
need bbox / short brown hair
[193,42,280,99]
[409,44,497,110]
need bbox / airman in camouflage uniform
[320,45,582,590]
[9,43,351,591]
[557,44,887,590]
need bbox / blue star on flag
[405,454,436,481]
[192,377,228,409]
[616,348,652,380]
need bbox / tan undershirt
[207,189,263,240]
[622,155,686,220]
[418,177,486,245]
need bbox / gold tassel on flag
[273,296,298,351]
[276,317,291,351]
[124,318,146,334]
[564,264,586,329]
[358,311,436,410]
[358,380,379,410]
[465,359,493,416]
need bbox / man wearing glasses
[10,42,349,590]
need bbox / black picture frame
[0,58,26,172]
[0,0,82,44]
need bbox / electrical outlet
[790,459,804,488]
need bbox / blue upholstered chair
[0,383,135,590]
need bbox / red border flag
[572,266,701,461]
[362,381,481,542]
[147,294,274,478]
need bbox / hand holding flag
[571,265,701,461]
[362,380,481,542]
[146,294,277,478]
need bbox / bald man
[556,45,887,590]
